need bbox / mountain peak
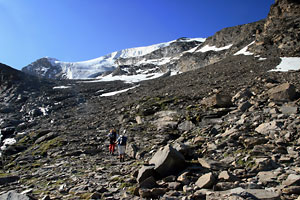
[22,38,205,80]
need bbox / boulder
[201,94,232,108]
[126,143,138,159]
[167,182,181,190]
[282,174,300,186]
[257,171,280,185]
[218,171,239,182]
[139,188,167,199]
[238,101,252,112]
[0,190,31,200]
[282,186,300,195]
[173,142,191,157]
[198,158,224,170]
[280,106,298,114]
[195,172,216,189]
[267,83,296,101]
[177,171,190,185]
[252,157,278,171]
[153,110,179,131]
[232,88,253,102]
[255,120,283,135]
[137,165,156,183]
[149,144,186,178]
[178,120,195,132]
[206,187,280,200]
[139,176,157,189]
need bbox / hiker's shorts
[118,145,126,155]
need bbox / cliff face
[175,20,265,72]
[251,0,300,57]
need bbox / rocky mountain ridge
[1,0,300,199]
[22,38,204,80]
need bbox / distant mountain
[22,38,205,80]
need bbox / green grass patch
[32,137,63,156]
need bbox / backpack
[109,131,117,143]
[118,136,127,145]
[109,131,116,139]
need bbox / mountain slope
[2,1,300,199]
[22,38,204,79]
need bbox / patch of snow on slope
[183,46,199,54]
[100,85,140,97]
[198,44,233,53]
[1,138,16,151]
[234,41,255,56]
[270,57,300,72]
[100,72,165,83]
[183,38,206,43]
[79,68,177,84]
[53,86,72,89]
[137,57,173,66]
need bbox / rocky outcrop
[22,57,63,79]
[176,20,265,72]
[0,190,31,200]
[251,0,300,57]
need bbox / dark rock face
[174,20,265,72]
[251,0,300,57]
[22,57,63,79]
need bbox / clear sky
[0,0,274,70]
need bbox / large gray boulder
[149,144,186,178]
[0,190,31,200]
[255,120,284,135]
[267,83,296,101]
[206,187,280,200]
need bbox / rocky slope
[1,0,300,199]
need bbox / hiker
[108,129,117,155]
[116,130,127,162]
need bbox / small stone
[167,182,181,190]
[198,158,223,170]
[195,172,216,189]
[177,171,190,185]
[282,174,300,186]
[282,186,300,194]
[218,171,238,182]
[280,106,298,114]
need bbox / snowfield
[270,57,300,72]
[234,41,255,56]
[43,38,205,79]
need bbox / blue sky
[0,0,274,70]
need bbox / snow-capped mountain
[22,38,205,80]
